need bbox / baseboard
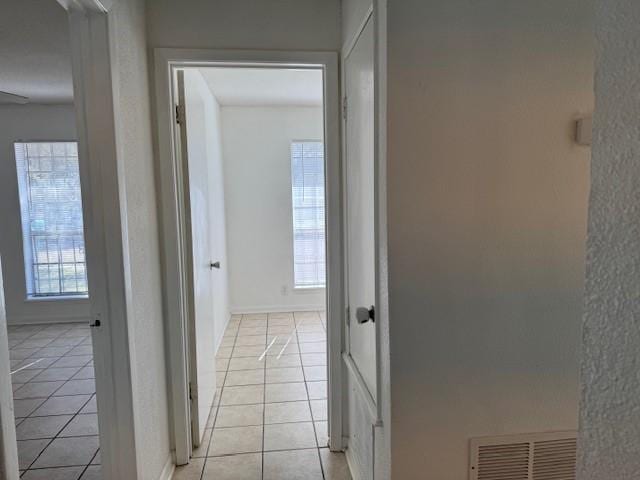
[157,454,175,480]
[230,304,325,314]
[215,313,232,353]
[346,445,365,480]
[7,315,90,326]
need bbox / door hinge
[345,306,351,326]
[342,96,348,121]
[175,104,185,125]
[188,382,194,401]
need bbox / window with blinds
[14,142,88,298]
[291,141,326,288]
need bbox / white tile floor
[174,311,351,480]
[7,323,99,479]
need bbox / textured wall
[108,0,171,478]
[578,2,640,479]
[386,1,593,478]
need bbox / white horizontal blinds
[291,141,326,288]
[14,142,88,297]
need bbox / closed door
[177,70,217,448]
[345,17,377,400]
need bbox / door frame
[153,48,344,464]
[0,258,19,480]
[56,0,139,478]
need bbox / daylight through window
[14,142,88,297]
[291,141,326,288]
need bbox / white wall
[578,2,640,478]
[108,0,171,478]
[146,0,340,52]
[0,105,91,325]
[221,107,325,313]
[386,1,593,478]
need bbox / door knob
[355,306,375,324]
[210,261,221,269]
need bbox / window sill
[293,286,326,292]
[25,295,89,303]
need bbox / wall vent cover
[469,431,577,480]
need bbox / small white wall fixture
[154,48,344,464]
[575,115,593,146]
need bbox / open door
[345,17,377,401]
[0,258,19,480]
[343,16,377,479]
[176,70,218,449]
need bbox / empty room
[0,3,102,478]
[167,65,347,479]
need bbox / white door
[0,258,19,480]
[177,70,218,448]
[345,17,377,400]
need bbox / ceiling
[197,68,323,107]
[0,1,73,104]
[0,4,322,107]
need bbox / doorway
[1,140,103,480]
[0,5,107,474]
[154,50,345,478]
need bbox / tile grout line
[15,324,77,476]
[8,323,98,477]
[261,313,269,480]
[172,311,335,479]
[23,369,96,473]
[199,313,242,479]
[77,448,101,478]
[296,310,327,480]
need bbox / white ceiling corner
[196,68,323,107]
[0,0,74,104]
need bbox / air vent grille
[470,431,577,480]
[532,438,577,480]
[477,442,529,479]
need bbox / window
[291,141,326,288]
[14,142,88,298]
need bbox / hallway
[173,311,350,480]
